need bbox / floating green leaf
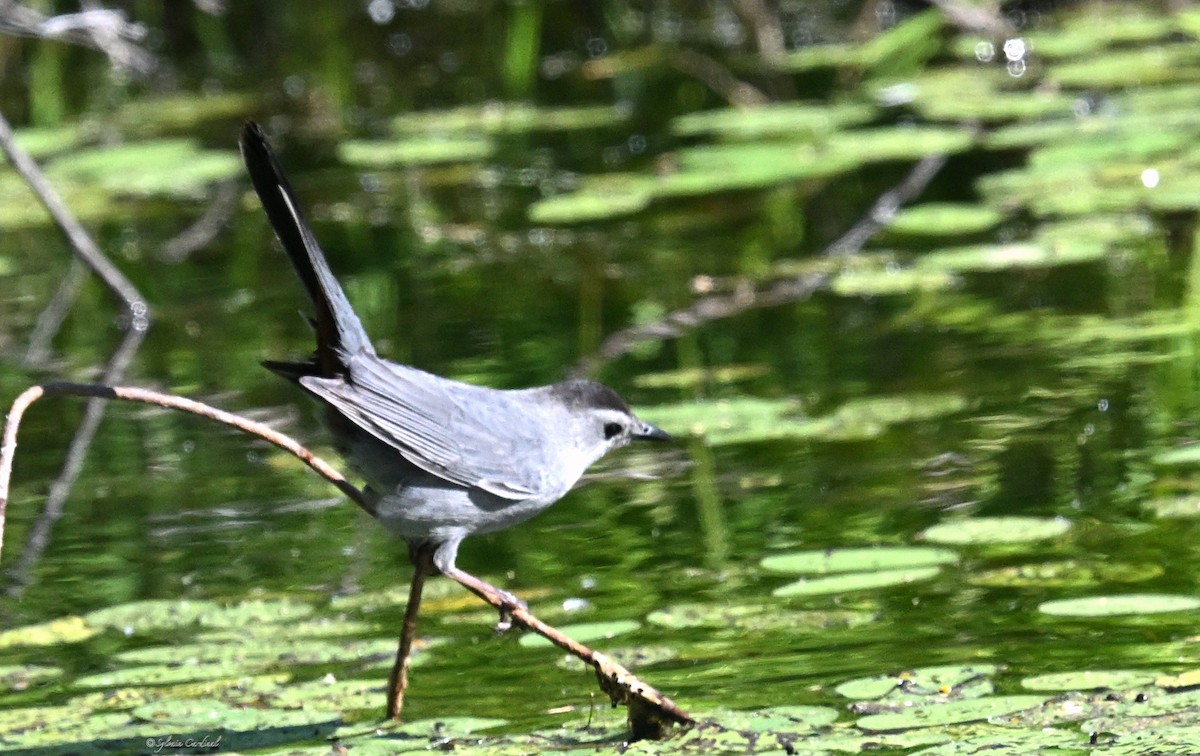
[717,705,840,733]
[338,137,495,167]
[920,517,1072,545]
[83,599,222,633]
[645,602,876,631]
[773,567,941,597]
[1021,670,1159,691]
[0,665,63,691]
[855,695,1046,731]
[528,176,654,224]
[968,560,1163,588]
[393,716,509,736]
[1038,594,1200,617]
[761,546,958,575]
[1153,445,1200,466]
[48,140,240,198]
[392,103,629,134]
[917,241,1106,273]
[1142,495,1200,519]
[836,664,998,701]
[197,599,315,627]
[670,102,875,139]
[887,203,1004,237]
[632,364,769,390]
[830,266,957,297]
[0,616,101,648]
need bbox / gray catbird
[239,122,671,587]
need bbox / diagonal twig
[0,382,691,736]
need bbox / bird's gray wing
[299,355,544,499]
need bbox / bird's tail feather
[239,121,375,378]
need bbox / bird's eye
[603,422,623,439]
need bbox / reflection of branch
[0,2,155,74]
[825,151,949,258]
[0,107,152,589]
[0,111,148,314]
[670,48,770,107]
[5,330,145,594]
[159,179,239,263]
[730,0,787,63]
[24,260,87,367]
[0,383,692,737]
[574,148,956,374]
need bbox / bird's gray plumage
[239,122,670,574]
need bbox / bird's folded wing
[299,355,543,500]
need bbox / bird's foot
[493,588,528,633]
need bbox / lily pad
[670,101,876,139]
[772,567,941,597]
[391,103,629,134]
[83,600,222,633]
[131,699,335,729]
[1021,670,1160,691]
[887,203,1004,237]
[639,393,966,446]
[0,616,100,648]
[1142,495,1200,519]
[716,704,840,733]
[393,716,509,736]
[645,602,876,631]
[1038,594,1200,617]
[0,664,63,691]
[836,664,998,701]
[74,660,268,688]
[48,139,240,198]
[920,517,1072,545]
[528,176,654,224]
[338,137,495,167]
[197,599,315,627]
[917,241,1107,273]
[855,694,1046,732]
[761,546,958,575]
[1153,445,1200,466]
[968,560,1163,588]
[830,266,957,296]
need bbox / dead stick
[443,564,694,730]
[0,382,371,560]
[0,382,691,730]
[387,553,429,719]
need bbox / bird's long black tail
[239,121,375,379]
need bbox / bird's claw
[493,589,527,634]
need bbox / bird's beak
[634,421,674,442]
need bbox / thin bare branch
[0,382,371,566]
[0,382,691,733]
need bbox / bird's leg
[385,542,433,720]
[432,539,526,632]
